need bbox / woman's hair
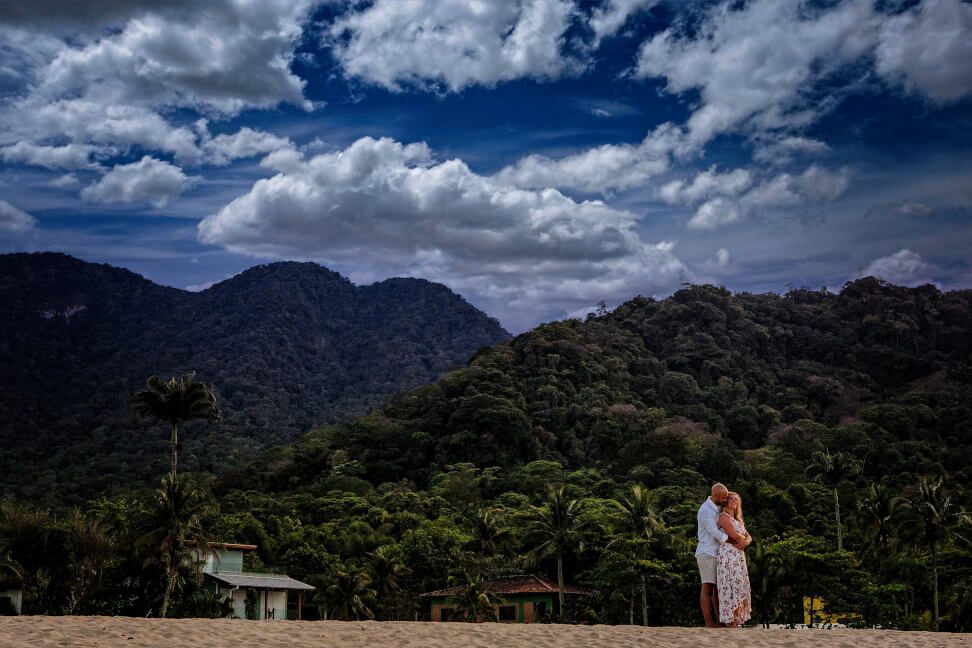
[720,491,744,525]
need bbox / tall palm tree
[616,485,663,625]
[450,574,503,622]
[525,484,588,622]
[806,450,858,551]
[901,477,971,631]
[135,474,217,618]
[367,545,410,620]
[128,372,223,477]
[321,565,375,620]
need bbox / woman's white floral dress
[717,516,752,626]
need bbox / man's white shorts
[697,553,717,584]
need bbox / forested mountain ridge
[238,279,972,491]
[0,252,510,506]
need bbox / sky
[0,0,970,333]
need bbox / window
[498,605,517,622]
[440,607,455,622]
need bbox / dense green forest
[0,253,509,506]
[2,279,970,629]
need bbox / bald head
[711,483,728,506]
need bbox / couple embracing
[696,483,752,628]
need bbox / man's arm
[702,507,729,544]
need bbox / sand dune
[1,617,969,648]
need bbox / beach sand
[1,617,969,648]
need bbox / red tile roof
[420,574,592,598]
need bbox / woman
[717,491,752,627]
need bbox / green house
[419,574,591,623]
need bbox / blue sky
[1,0,970,332]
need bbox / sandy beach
[1,617,968,648]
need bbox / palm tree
[806,450,858,551]
[321,566,375,620]
[901,477,971,631]
[128,372,223,477]
[450,574,503,622]
[854,482,900,569]
[470,508,509,557]
[747,542,784,628]
[615,485,663,625]
[135,474,217,618]
[525,484,588,622]
[367,545,410,620]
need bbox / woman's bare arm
[717,513,745,541]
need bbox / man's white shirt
[696,497,728,557]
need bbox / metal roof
[204,571,315,591]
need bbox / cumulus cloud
[1,140,107,170]
[876,0,972,103]
[327,0,582,92]
[25,0,312,116]
[856,249,939,287]
[496,122,685,194]
[0,200,37,233]
[658,166,752,204]
[198,136,687,331]
[679,164,850,229]
[195,122,293,167]
[634,0,878,145]
[81,156,195,207]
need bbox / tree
[128,372,223,477]
[450,573,503,622]
[901,477,971,631]
[320,565,375,620]
[135,475,216,618]
[367,545,410,620]
[805,450,858,551]
[854,482,900,571]
[525,484,589,622]
[747,541,784,628]
[615,485,663,625]
[65,510,114,614]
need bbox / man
[697,482,747,627]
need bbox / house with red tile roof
[419,574,591,623]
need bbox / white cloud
[81,156,195,207]
[876,0,972,103]
[588,0,660,47]
[0,200,37,233]
[752,136,831,165]
[1,140,107,170]
[49,174,80,189]
[702,247,731,273]
[327,0,581,92]
[27,1,313,116]
[857,249,938,287]
[198,136,688,331]
[634,0,878,145]
[196,122,293,167]
[682,164,850,229]
[658,166,752,204]
[688,197,741,229]
[495,122,685,194]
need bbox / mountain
[0,252,510,506]
[230,279,972,492]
